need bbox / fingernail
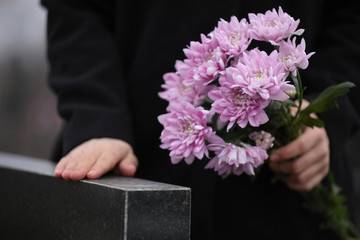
[62,169,70,178]
[73,169,83,173]
[87,169,96,178]
[72,169,84,176]
[54,169,61,177]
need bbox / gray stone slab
[0,152,191,240]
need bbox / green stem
[294,71,303,119]
[300,173,360,240]
[275,71,360,239]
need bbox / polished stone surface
[0,152,191,240]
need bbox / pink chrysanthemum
[206,141,268,176]
[158,72,213,108]
[182,34,226,85]
[278,37,315,76]
[208,85,270,131]
[214,16,251,57]
[158,102,216,165]
[249,131,275,150]
[248,6,304,45]
[228,49,294,101]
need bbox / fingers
[69,150,100,181]
[85,151,119,179]
[56,153,97,180]
[55,139,100,181]
[269,133,326,175]
[54,157,69,178]
[269,126,330,191]
[270,127,321,162]
[85,147,137,179]
[116,153,138,177]
[285,156,329,191]
[54,138,138,181]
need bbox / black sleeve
[302,1,360,157]
[301,1,360,211]
[41,0,134,158]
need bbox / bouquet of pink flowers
[158,7,358,240]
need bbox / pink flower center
[251,69,269,87]
[233,94,245,105]
[203,48,220,64]
[179,116,194,133]
[178,116,204,137]
[282,54,296,68]
[228,89,246,105]
[264,19,281,29]
[229,33,243,45]
[181,84,190,92]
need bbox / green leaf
[302,81,355,115]
[280,99,298,108]
[300,116,325,128]
[204,97,214,104]
[294,81,355,127]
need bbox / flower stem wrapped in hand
[158,6,358,240]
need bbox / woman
[41,0,360,239]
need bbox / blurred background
[0,0,60,159]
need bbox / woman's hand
[269,100,330,192]
[54,138,138,181]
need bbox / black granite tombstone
[0,152,191,240]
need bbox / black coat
[41,0,360,239]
